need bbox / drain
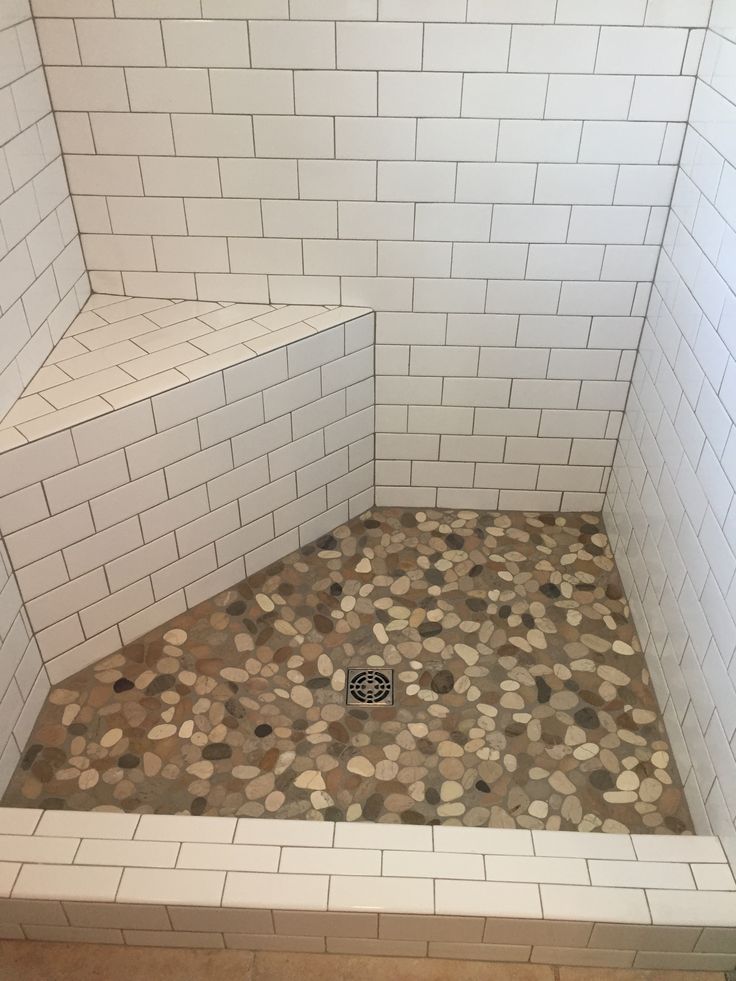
[346,668,393,706]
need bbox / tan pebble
[375,760,399,781]
[187,761,214,779]
[49,689,79,706]
[603,790,638,804]
[500,692,524,710]
[275,619,298,636]
[294,770,326,790]
[598,665,630,686]
[235,633,254,652]
[573,742,599,761]
[564,726,587,747]
[149,724,177,741]
[233,765,260,780]
[163,629,187,645]
[310,790,333,810]
[256,593,274,612]
[651,750,669,768]
[390,576,410,595]
[221,668,248,684]
[61,704,80,727]
[548,771,576,795]
[616,770,640,791]
[438,740,464,758]
[291,685,313,708]
[265,791,285,812]
[135,670,155,690]
[179,720,194,739]
[440,780,464,802]
[373,623,389,644]
[246,773,275,800]
[528,800,548,819]
[454,643,479,666]
[581,633,610,653]
[100,728,123,748]
[632,708,656,725]
[602,818,630,834]
[347,756,375,778]
[639,777,663,802]
[346,803,362,821]
[143,753,161,777]
[341,596,356,612]
[612,640,634,656]
[356,558,372,573]
[437,802,465,818]
[409,723,428,738]
[78,770,98,790]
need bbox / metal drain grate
[346,668,393,706]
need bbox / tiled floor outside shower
[2,508,692,836]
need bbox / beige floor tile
[0,941,727,981]
[558,968,726,981]
[0,941,256,981]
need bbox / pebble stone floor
[2,508,692,835]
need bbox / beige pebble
[265,791,285,812]
[100,728,123,748]
[603,790,638,804]
[356,558,371,573]
[148,724,177,741]
[639,777,663,802]
[528,800,548,819]
[616,770,640,791]
[581,633,610,653]
[78,770,99,790]
[598,665,630,686]
[437,802,465,817]
[612,640,634,656]
[373,623,389,644]
[347,756,375,778]
[438,740,464,758]
[454,644,479,666]
[375,760,399,781]
[187,761,214,780]
[549,771,576,795]
[291,685,313,708]
[500,692,524,710]
[163,629,187,645]
[256,593,274,612]
[440,780,464,802]
[294,770,325,790]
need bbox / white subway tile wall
[0,0,87,808]
[605,2,736,837]
[29,0,709,509]
[0,300,375,691]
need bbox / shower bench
[0,295,375,692]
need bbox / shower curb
[0,809,735,970]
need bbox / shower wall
[0,2,87,792]
[32,0,710,510]
[606,0,736,835]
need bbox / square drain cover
[346,668,394,706]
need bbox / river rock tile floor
[2,508,692,834]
